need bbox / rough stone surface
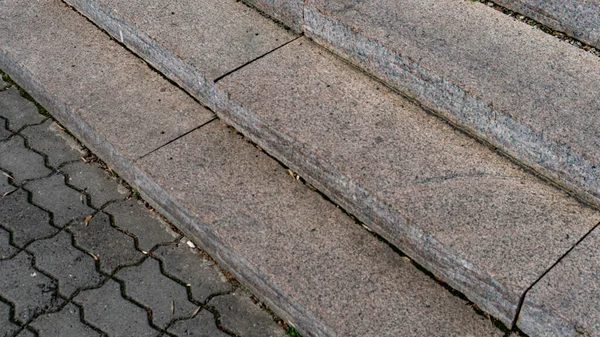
[0,87,45,131]
[137,122,504,336]
[73,279,159,337]
[25,174,94,227]
[218,37,600,325]
[0,228,18,260]
[0,136,51,184]
[168,310,228,337]
[0,117,11,141]
[211,290,285,337]
[20,120,87,168]
[0,174,15,196]
[0,79,9,90]
[0,189,57,248]
[116,257,198,329]
[104,200,179,252]
[0,300,21,337]
[27,231,104,298]
[303,0,600,206]
[68,212,143,275]
[152,244,231,303]
[0,0,215,162]
[65,0,296,83]
[62,161,127,208]
[518,224,600,336]
[243,0,304,32]
[30,303,102,337]
[0,251,63,323]
[494,0,600,49]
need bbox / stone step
[250,0,600,209]
[0,1,509,337]
[491,0,600,49]
[55,0,600,333]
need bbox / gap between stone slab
[213,35,304,83]
[510,220,600,329]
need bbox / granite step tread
[0,1,509,337]
[60,0,600,332]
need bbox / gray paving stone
[304,0,600,206]
[27,231,104,298]
[0,0,215,163]
[29,302,102,337]
[20,120,87,168]
[518,225,600,336]
[68,212,143,275]
[65,0,296,84]
[494,0,600,49]
[0,300,21,337]
[0,79,10,90]
[116,258,198,329]
[211,290,285,337]
[0,251,63,323]
[0,87,45,132]
[104,200,179,252]
[14,329,35,337]
[0,117,11,141]
[217,37,600,325]
[168,310,228,337]
[152,244,231,303]
[0,189,57,248]
[0,174,15,196]
[25,174,94,227]
[0,136,51,185]
[137,122,504,336]
[62,161,127,208]
[0,227,18,260]
[73,279,158,337]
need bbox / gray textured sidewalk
[0,77,290,337]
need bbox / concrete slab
[494,0,600,49]
[303,0,600,207]
[217,38,600,325]
[64,0,297,104]
[0,0,214,163]
[518,224,600,336]
[135,121,504,337]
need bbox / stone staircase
[1,0,599,336]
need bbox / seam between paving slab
[49,2,598,333]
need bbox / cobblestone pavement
[0,78,290,337]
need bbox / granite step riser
[62,0,520,325]
[245,0,600,210]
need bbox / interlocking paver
[0,227,18,260]
[0,189,57,248]
[0,87,45,132]
[168,310,228,337]
[116,257,197,329]
[210,290,286,337]
[68,212,143,274]
[0,251,63,323]
[153,244,231,303]
[20,120,87,169]
[73,279,159,337]
[62,161,127,208]
[27,231,104,298]
[14,329,35,337]
[105,200,179,252]
[29,302,102,337]
[0,172,16,196]
[0,136,51,184]
[26,174,94,227]
[0,300,21,337]
[0,117,11,141]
